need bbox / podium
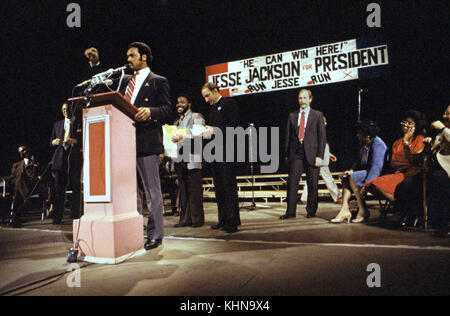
[68,92,145,264]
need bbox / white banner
[205,38,389,97]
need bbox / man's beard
[177,107,187,115]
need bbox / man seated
[5,146,40,227]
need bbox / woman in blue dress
[331,120,388,223]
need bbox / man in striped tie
[119,42,172,250]
[281,89,326,219]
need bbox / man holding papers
[171,93,205,228]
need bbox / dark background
[1,0,449,177]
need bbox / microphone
[95,65,128,78]
[75,65,128,88]
[113,65,128,73]
[75,79,92,88]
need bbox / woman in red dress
[363,110,426,201]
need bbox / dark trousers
[52,159,82,222]
[211,162,241,228]
[11,177,37,221]
[175,163,204,226]
[428,169,450,229]
[11,172,47,224]
[395,168,450,230]
[286,143,320,216]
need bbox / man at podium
[118,42,172,250]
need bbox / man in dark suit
[201,82,241,233]
[118,42,172,250]
[282,88,326,219]
[6,146,40,227]
[50,102,82,224]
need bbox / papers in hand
[191,124,207,137]
[163,125,187,158]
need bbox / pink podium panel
[73,104,144,264]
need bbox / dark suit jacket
[119,70,172,157]
[7,159,38,199]
[209,97,239,130]
[50,118,82,171]
[208,97,240,162]
[285,108,327,166]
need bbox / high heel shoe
[352,212,370,223]
[331,210,352,223]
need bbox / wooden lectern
[68,92,145,264]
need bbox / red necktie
[298,111,305,140]
[125,71,139,103]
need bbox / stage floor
[0,201,449,297]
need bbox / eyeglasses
[400,120,415,127]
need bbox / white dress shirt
[130,67,151,105]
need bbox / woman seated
[331,120,387,223]
[394,106,450,231]
[363,110,426,202]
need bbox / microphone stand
[358,87,363,121]
[68,97,87,262]
[240,124,256,211]
[83,84,94,108]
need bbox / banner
[205,38,389,97]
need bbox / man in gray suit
[282,89,326,219]
[172,93,205,228]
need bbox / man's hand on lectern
[135,107,151,121]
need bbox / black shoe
[211,223,223,230]
[174,223,191,228]
[145,239,162,250]
[306,213,316,218]
[9,219,21,228]
[280,214,296,220]
[223,226,238,233]
[192,223,203,228]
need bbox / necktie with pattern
[125,71,139,103]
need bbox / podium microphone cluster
[75,65,128,88]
